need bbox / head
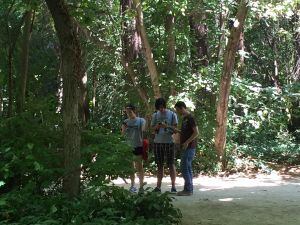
[155,98,167,113]
[174,101,187,116]
[125,103,137,118]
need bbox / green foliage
[81,126,134,184]
[0,98,63,193]
[0,185,181,225]
[227,78,300,164]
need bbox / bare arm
[121,124,127,135]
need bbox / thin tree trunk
[214,0,248,168]
[92,70,97,119]
[293,12,300,82]
[74,10,150,109]
[0,88,3,117]
[133,0,161,98]
[121,0,150,110]
[17,9,34,113]
[7,49,13,117]
[237,31,245,75]
[79,72,89,126]
[293,33,300,81]
[217,0,228,61]
[45,0,83,197]
[189,4,209,72]
[165,11,176,97]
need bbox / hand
[155,124,162,130]
[160,123,167,128]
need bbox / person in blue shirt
[121,104,146,193]
[151,98,178,193]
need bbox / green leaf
[0,181,5,187]
[27,143,34,150]
[34,161,43,171]
[50,205,58,213]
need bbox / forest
[0,0,299,224]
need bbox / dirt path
[114,172,300,225]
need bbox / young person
[174,101,199,196]
[151,98,178,193]
[121,104,146,193]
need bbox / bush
[0,185,182,225]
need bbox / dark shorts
[153,143,175,166]
[133,146,143,156]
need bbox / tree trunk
[121,0,150,110]
[0,88,3,117]
[293,25,300,82]
[17,9,34,113]
[78,72,89,126]
[293,2,300,80]
[237,31,245,75]
[214,0,248,168]
[165,11,176,97]
[133,0,161,98]
[45,0,83,197]
[189,5,209,72]
[217,0,228,61]
[7,49,13,117]
[92,70,97,119]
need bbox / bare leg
[169,163,176,188]
[130,161,135,187]
[157,165,164,188]
[135,156,144,188]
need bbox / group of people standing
[121,98,199,196]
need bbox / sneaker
[170,187,177,193]
[129,186,137,193]
[152,187,161,193]
[176,190,193,196]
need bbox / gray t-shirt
[124,117,146,148]
[151,110,178,143]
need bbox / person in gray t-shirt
[121,104,145,193]
[151,98,178,193]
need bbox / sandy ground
[113,172,300,225]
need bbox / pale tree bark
[237,31,245,75]
[214,0,248,167]
[17,9,34,113]
[133,0,161,98]
[45,0,83,197]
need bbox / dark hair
[155,98,166,110]
[125,103,136,111]
[175,101,186,109]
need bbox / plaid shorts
[153,143,175,166]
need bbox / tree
[189,0,209,72]
[45,0,83,197]
[17,7,34,113]
[133,0,161,98]
[214,0,249,167]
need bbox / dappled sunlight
[218,197,242,202]
[113,172,300,193]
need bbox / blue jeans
[180,148,195,192]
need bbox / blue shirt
[124,117,146,148]
[151,110,178,143]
